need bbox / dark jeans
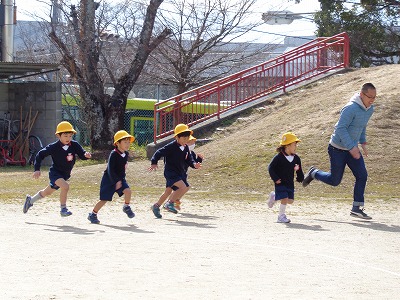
[314,144,368,207]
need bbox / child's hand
[148,164,158,171]
[275,179,281,184]
[84,152,92,159]
[194,162,202,169]
[115,181,122,190]
[33,171,41,179]
[197,153,204,159]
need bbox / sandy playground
[0,196,399,300]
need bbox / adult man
[303,83,376,219]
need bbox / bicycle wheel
[28,135,43,165]
[0,119,7,139]
[9,120,20,140]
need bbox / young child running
[23,121,92,216]
[87,130,135,224]
[155,135,204,214]
[149,124,202,218]
[268,132,304,223]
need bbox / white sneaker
[267,191,275,208]
[277,214,291,223]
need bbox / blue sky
[15,0,320,44]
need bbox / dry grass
[1,65,400,205]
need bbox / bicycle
[0,112,20,141]
[28,135,44,165]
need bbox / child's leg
[54,178,69,206]
[23,186,52,213]
[155,187,173,206]
[122,188,135,218]
[29,185,54,204]
[277,198,291,223]
[92,200,108,214]
[88,200,107,224]
[168,180,190,202]
[279,198,288,214]
[37,185,57,198]
[151,188,172,219]
[123,188,132,205]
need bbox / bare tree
[145,0,269,94]
[45,0,171,151]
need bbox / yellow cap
[174,124,193,136]
[188,135,196,142]
[280,132,301,146]
[55,121,76,134]
[114,130,135,145]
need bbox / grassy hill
[186,64,400,202]
[2,65,400,205]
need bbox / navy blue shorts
[100,176,130,201]
[166,175,189,190]
[275,185,295,201]
[49,169,70,190]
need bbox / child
[268,132,304,223]
[156,135,204,214]
[23,121,92,216]
[149,124,202,218]
[87,130,135,224]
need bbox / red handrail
[153,32,350,143]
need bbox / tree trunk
[83,93,125,151]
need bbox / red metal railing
[153,32,350,143]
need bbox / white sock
[30,192,43,204]
[279,204,287,216]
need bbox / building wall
[10,82,62,146]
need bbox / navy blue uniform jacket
[103,149,129,186]
[268,152,304,189]
[34,140,88,176]
[151,140,196,178]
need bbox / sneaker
[151,204,162,219]
[87,212,100,224]
[60,207,72,217]
[267,191,275,208]
[277,214,291,223]
[23,195,33,213]
[350,207,372,220]
[175,200,181,211]
[302,166,316,187]
[123,205,135,218]
[163,202,178,214]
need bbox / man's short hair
[362,83,375,92]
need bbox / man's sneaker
[88,213,100,224]
[60,207,72,217]
[277,214,291,223]
[23,195,33,213]
[267,191,275,208]
[123,205,135,218]
[175,200,181,211]
[302,166,316,187]
[350,207,372,220]
[151,204,162,219]
[163,202,178,214]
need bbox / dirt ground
[1,197,399,300]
